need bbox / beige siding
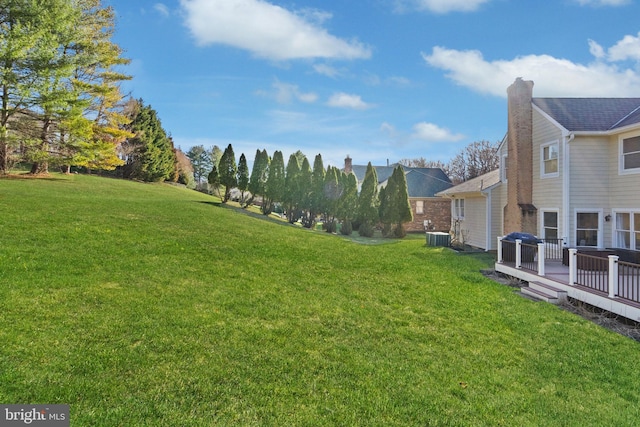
[489,185,504,250]
[608,131,640,208]
[532,110,563,223]
[455,195,487,249]
[567,135,610,246]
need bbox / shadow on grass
[0,172,71,182]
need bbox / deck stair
[521,281,567,304]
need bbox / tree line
[0,0,132,174]
[399,140,500,184]
[205,144,414,238]
[0,1,195,185]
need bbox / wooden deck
[496,242,640,322]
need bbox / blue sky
[104,0,640,168]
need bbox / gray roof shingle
[436,169,500,197]
[533,98,640,132]
[349,164,452,198]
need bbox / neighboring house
[439,77,640,251]
[436,169,501,250]
[344,156,453,232]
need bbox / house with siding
[344,157,453,232]
[438,78,640,251]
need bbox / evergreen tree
[284,153,302,223]
[338,171,358,235]
[237,153,250,207]
[298,156,313,228]
[248,149,269,207]
[264,150,285,215]
[125,100,175,182]
[218,143,237,203]
[306,154,325,228]
[322,166,341,233]
[357,162,379,237]
[378,184,391,236]
[380,166,413,237]
[0,0,131,174]
[186,145,213,185]
[390,165,413,237]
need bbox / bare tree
[398,157,447,170]
[446,140,499,184]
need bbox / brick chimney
[503,78,537,235]
[344,155,352,174]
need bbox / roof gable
[436,169,501,197]
[532,98,640,132]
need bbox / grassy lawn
[1,174,640,426]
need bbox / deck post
[537,242,545,276]
[515,239,522,269]
[569,248,578,285]
[497,236,503,263]
[608,255,619,299]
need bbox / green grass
[1,174,640,426]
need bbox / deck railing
[520,242,539,272]
[541,238,564,261]
[497,236,640,305]
[618,261,640,304]
[574,254,609,294]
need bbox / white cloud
[313,64,342,78]
[607,32,640,61]
[411,122,465,142]
[574,0,630,6]
[399,0,491,13]
[423,33,640,97]
[154,3,170,17]
[327,93,373,110]
[380,121,464,145]
[263,80,317,104]
[179,0,372,61]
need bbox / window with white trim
[541,141,559,177]
[614,212,640,250]
[542,211,558,240]
[621,135,640,174]
[576,212,599,247]
[416,200,424,215]
[501,154,508,182]
[454,199,465,219]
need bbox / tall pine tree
[357,162,379,237]
[218,143,237,203]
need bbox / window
[454,199,465,219]
[501,154,508,182]
[541,141,559,176]
[576,212,599,247]
[416,200,424,215]
[621,135,640,173]
[542,211,558,240]
[614,212,640,250]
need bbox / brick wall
[503,78,537,235]
[406,198,451,232]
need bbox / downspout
[562,132,574,247]
[484,190,492,251]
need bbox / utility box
[426,232,451,247]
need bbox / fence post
[537,242,545,276]
[515,239,522,269]
[569,248,577,285]
[497,236,503,263]
[608,255,619,299]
